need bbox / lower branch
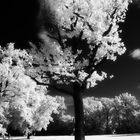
[30,76,72,95]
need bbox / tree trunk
[73,82,85,140]
[106,112,109,134]
[27,133,30,139]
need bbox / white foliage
[29,0,131,89]
[87,71,107,88]
[0,44,59,133]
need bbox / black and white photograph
[0,0,140,140]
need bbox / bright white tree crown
[0,44,59,134]
[30,0,132,89]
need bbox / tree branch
[102,24,113,36]
[86,22,94,32]
[83,43,99,75]
[102,7,117,37]
[73,12,84,19]
[30,76,72,95]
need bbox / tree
[27,0,132,140]
[0,44,59,138]
[47,110,74,135]
[43,96,74,135]
[84,94,140,135]
[0,101,7,136]
[113,93,140,133]
[100,98,114,134]
[84,97,115,134]
[84,97,104,134]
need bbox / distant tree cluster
[84,93,140,134]
[47,93,140,135]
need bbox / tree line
[84,93,140,135]
[46,93,140,135]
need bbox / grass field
[1,134,140,140]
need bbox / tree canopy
[0,44,59,135]
[31,0,132,91]
[27,1,132,140]
[83,93,140,134]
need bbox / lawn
[1,135,140,140]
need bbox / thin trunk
[73,82,85,140]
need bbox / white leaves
[78,70,88,81]
[32,95,59,131]
[95,37,126,61]
[113,93,140,124]
[0,125,7,135]
[84,92,139,132]
[114,92,139,108]
[87,71,107,88]
[0,45,59,133]
[8,76,58,132]
[50,47,76,76]
[2,43,32,67]
[27,0,131,89]
[84,97,103,116]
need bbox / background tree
[0,101,7,136]
[100,97,114,134]
[84,93,140,135]
[84,97,114,134]
[84,97,104,134]
[28,0,132,140]
[113,93,140,133]
[37,96,74,136]
[47,111,74,135]
[0,44,59,138]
